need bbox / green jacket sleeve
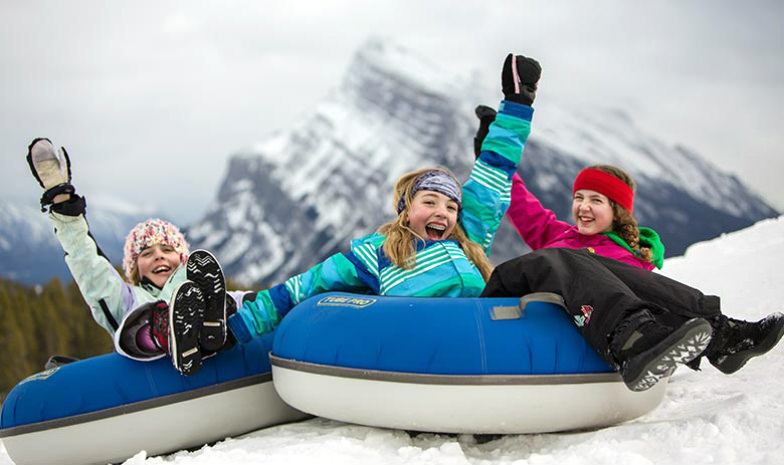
[461,100,534,254]
[227,247,374,342]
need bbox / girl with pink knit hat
[26,139,239,375]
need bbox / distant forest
[0,274,251,401]
[0,276,114,400]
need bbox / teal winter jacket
[228,101,534,343]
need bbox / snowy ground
[2,216,783,465]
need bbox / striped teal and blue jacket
[228,101,533,343]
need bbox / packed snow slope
[2,216,783,465]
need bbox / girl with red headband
[471,109,784,392]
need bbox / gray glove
[27,138,72,189]
[27,138,81,213]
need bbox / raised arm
[27,138,133,334]
[506,172,574,250]
[461,54,541,254]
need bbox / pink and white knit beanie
[122,218,190,281]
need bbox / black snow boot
[186,249,227,352]
[153,281,205,375]
[705,313,784,374]
[610,310,713,392]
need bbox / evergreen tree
[64,281,113,356]
[1,270,241,397]
[0,286,32,398]
[0,277,113,398]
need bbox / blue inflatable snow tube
[0,332,310,465]
[0,332,274,429]
[268,293,663,435]
[272,293,614,375]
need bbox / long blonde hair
[588,164,653,264]
[377,167,495,280]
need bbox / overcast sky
[2,0,782,224]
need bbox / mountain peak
[342,36,466,105]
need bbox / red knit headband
[573,168,634,214]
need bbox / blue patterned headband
[397,170,462,214]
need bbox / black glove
[49,194,86,217]
[501,53,541,106]
[473,105,497,158]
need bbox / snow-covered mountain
[0,197,164,285]
[188,38,778,286]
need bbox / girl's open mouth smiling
[425,223,446,240]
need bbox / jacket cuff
[49,194,86,217]
[227,313,252,344]
[499,100,534,121]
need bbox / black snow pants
[481,248,721,366]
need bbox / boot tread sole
[625,318,713,392]
[186,250,227,352]
[170,281,204,376]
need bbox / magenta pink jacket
[506,173,655,270]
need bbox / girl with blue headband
[108,53,541,375]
